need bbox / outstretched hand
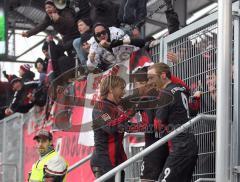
[22,31,29,37]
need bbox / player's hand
[100,40,110,48]
[193,91,202,98]
[5,108,13,116]
[22,31,29,37]
[154,118,160,131]
[51,13,60,22]
[46,35,54,42]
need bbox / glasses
[95,30,107,38]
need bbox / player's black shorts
[158,154,198,182]
[140,142,169,181]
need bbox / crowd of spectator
[0,0,219,181]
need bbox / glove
[110,39,123,48]
[2,71,8,79]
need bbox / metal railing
[0,163,18,182]
[194,178,215,182]
[67,153,92,173]
[67,133,145,175]
[94,114,216,182]
[0,114,23,182]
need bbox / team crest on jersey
[101,113,111,121]
[170,86,186,94]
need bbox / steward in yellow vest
[28,129,67,182]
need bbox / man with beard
[122,66,200,181]
[28,130,67,182]
[147,63,198,182]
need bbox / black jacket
[90,0,120,27]
[47,40,75,80]
[74,0,91,21]
[118,0,147,28]
[27,8,79,43]
[9,81,40,113]
[21,71,35,83]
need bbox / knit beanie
[20,64,32,72]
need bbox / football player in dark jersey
[127,66,200,181]
[147,63,198,182]
[91,75,128,182]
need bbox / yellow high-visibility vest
[29,150,67,182]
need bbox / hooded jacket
[88,24,138,70]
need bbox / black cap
[33,129,53,140]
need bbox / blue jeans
[72,37,87,65]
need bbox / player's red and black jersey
[155,82,198,156]
[91,99,127,169]
[171,75,200,117]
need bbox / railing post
[216,0,232,181]
[2,118,6,182]
[19,114,24,182]
[232,5,240,182]
[115,171,122,182]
